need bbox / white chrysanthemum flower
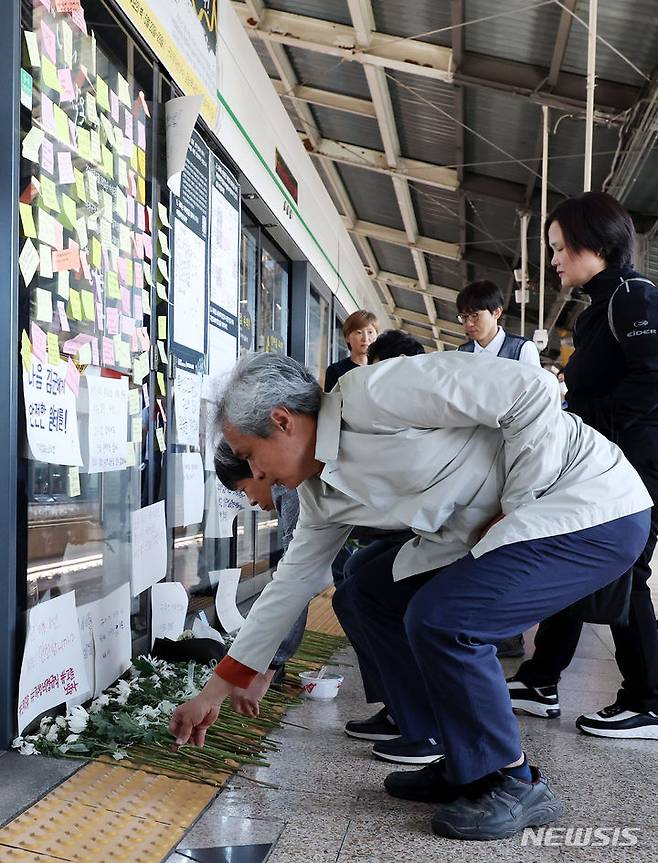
[67,705,89,734]
[65,733,80,743]
[11,736,23,749]
[58,744,70,754]
[55,716,67,728]
[39,716,53,730]
[115,679,132,705]
[149,674,162,688]
[90,694,110,713]
[158,700,177,717]
[19,740,37,756]
[112,750,127,761]
[45,724,61,743]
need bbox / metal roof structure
[234,0,658,356]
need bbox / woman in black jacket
[508,191,658,739]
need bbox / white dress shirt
[472,326,541,366]
[227,352,651,672]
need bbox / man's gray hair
[218,352,322,437]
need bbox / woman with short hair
[323,309,378,392]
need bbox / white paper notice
[210,180,239,315]
[202,324,237,401]
[91,582,132,697]
[165,95,203,198]
[85,375,128,473]
[67,603,95,710]
[151,581,188,647]
[18,592,90,733]
[213,568,245,633]
[130,501,168,596]
[172,217,206,355]
[171,451,205,527]
[174,367,202,446]
[204,476,247,538]
[23,355,83,466]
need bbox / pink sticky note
[54,221,64,251]
[110,90,119,122]
[142,382,150,408]
[96,301,104,330]
[123,135,133,159]
[133,292,143,321]
[57,151,75,184]
[134,262,143,290]
[136,204,145,231]
[137,121,146,149]
[117,257,128,284]
[80,251,91,280]
[91,338,99,366]
[37,0,51,11]
[40,137,54,175]
[65,358,80,395]
[62,332,92,354]
[143,233,152,261]
[130,332,139,353]
[71,6,88,34]
[124,108,133,141]
[127,171,136,197]
[57,301,71,333]
[31,322,47,362]
[126,196,135,225]
[106,306,119,335]
[58,68,75,103]
[121,315,135,337]
[139,327,150,352]
[41,93,55,135]
[40,20,57,64]
[120,286,131,315]
[102,336,114,366]
[132,231,143,259]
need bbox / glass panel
[307,287,330,386]
[239,223,257,355]
[21,0,154,665]
[334,314,349,362]
[257,238,289,355]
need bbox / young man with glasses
[457,280,540,366]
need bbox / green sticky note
[60,194,77,230]
[81,289,95,321]
[40,57,61,93]
[57,270,70,300]
[19,203,37,238]
[96,75,109,111]
[157,371,166,396]
[128,388,140,415]
[35,287,53,323]
[53,104,70,145]
[91,236,101,269]
[106,270,120,299]
[131,415,142,441]
[114,335,130,368]
[86,171,99,203]
[20,69,32,110]
[40,175,60,212]
[77,127,91,161]
[101,146,113,178]
[74,168,87,202]
[157,315,167,340]
[68,289,82,321]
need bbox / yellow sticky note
[60,194,77,230]
[156,427,166,452]
[68,289,82,321]
[77,127,91,161]
[117,73,131,108]
[57,270,70,300]
[143,261,153,287]
[40,57,61,93]
[24,31,41,69]
[128,388,141,415]
[117,159,128,189]
[137,148,146,178]
[118,224,131,254]
[156,282,168,302]
[158,230,169,256]
[96,75,110,111]
[137,176,146,205]
[35,287,53,323]
[74,168,87,202]
[102,146,114,178]
[19,203,37,238]
[131,416,142,441]
[81,289,95,321]
[113,335,131,368]
[91,236,101,269]
[142,288,151,315]
[21,330,32,371]
[157,203,170,228]
[67,466,80,497]
[86,171,99,203]
[157,315,167,340]
[53,104,70,145]
[47,331,60,365]
[106,270,120,299]
[40,175,60,212]
[157,371,166,396]
[126,442,136,467]
[78,343,92,364]
[39,243,53,278]
[61,21,73,69]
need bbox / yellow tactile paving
[307,587,344,636]
[0,797,184,863]
[0,848,68,862]
[46,762,215,829]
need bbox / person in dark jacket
[324,309,378,393]
[508,191,658,739]
[457,280,540,365]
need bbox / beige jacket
[228,352,652,672]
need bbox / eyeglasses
[456,311,482,325]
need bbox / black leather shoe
[431,767,564,841]
[384,757,464,804]
[345,707,400,741]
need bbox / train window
[307,286,330,387]
[258,235,289,355]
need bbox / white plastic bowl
[298,670,344,700]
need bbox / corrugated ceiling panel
[371,0,452,47]
[546,119,619,198]
[336,164,404,230]
[311,105,384,150]
[465,198,519,257]
[286,46,371,98]
[410,183,460,243]
[561,0,658,85]
[425,255,463,290]
[388,72,456,166]
[623,149,658,216]
[464,0,562,68]
[369,239,417,277]
[280,95,306,133]
[314,160,346,214]
[464,88,539,185]
[252,38,279,78]
[266,0,353,26]
[390,286,428,314]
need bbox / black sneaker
[372,736,443,765]
[431,767,564,841]
[384,757,464,803]
[344,707,400,741]
[507,676,560,718]
[494,634,525,658]
[576,702,658,739]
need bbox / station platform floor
[2,616,658,862]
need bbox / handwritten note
[84,374,128,473]
[23,355,82,465]
[130,500,168,597]
[170,452,204,527]
[151,582,188,647]
[173,368,201,446]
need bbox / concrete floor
[165,622,658,863]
